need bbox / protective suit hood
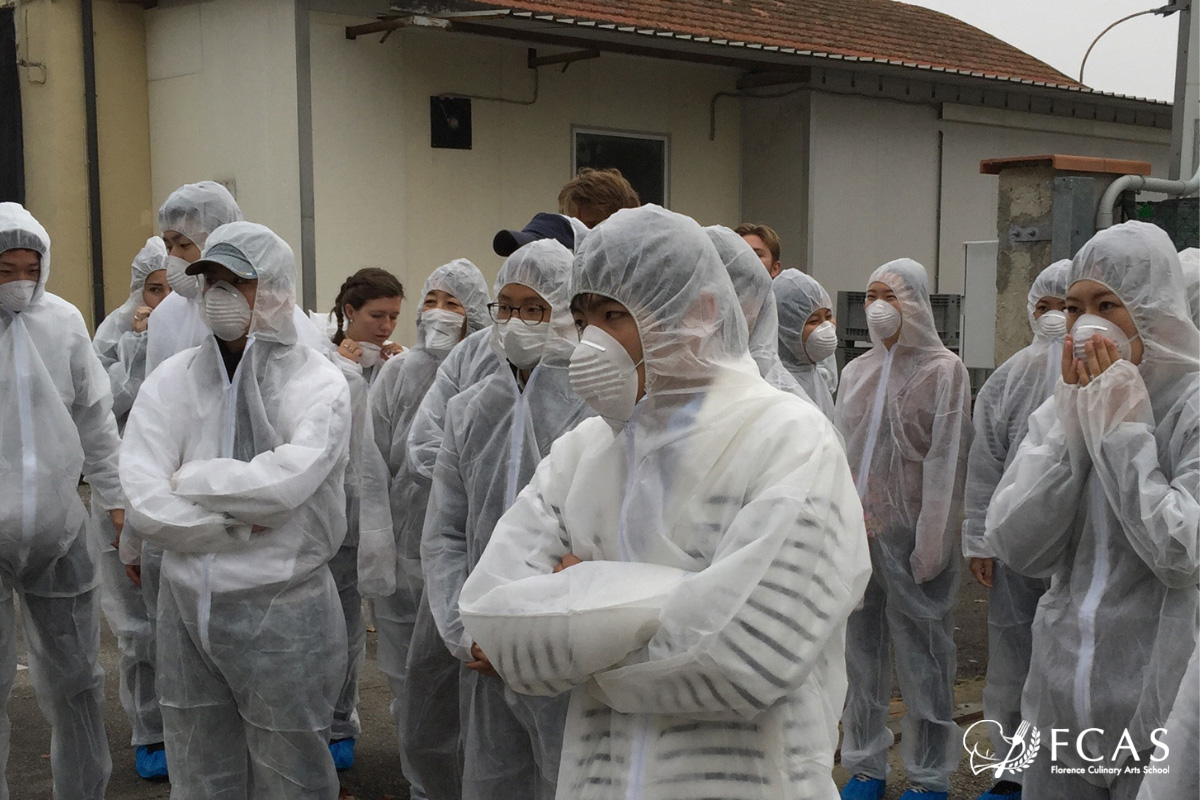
[867,258,943,350]
[200,221,298,346]
[489,238,576,365]
[573,205,753,392]
[416,258,490,348]
[157,181,242,249]
[1068,221,1199,419]
[0,202,52,308]
[1175,246,1198,327]
[1027,258,1071,334]
[704,225,778,376]
[775,268,833,368]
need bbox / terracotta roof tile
[462,0,1083,88]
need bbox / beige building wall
[145,0,304,296]
[308,13,743,345]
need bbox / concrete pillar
[980,154,1151,365]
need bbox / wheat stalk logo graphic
[965,719,1042,778]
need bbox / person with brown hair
[735,222,783,278]
[557,167,640,228]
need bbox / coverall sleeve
[106,330,149,422]
[588,413,871,720]
[961,371,1009,559]
[72,326,124,511]
[120,367,249,553]
[1079,361,1200,588]
[984,383,1088,577]
[406,348,466,485]
[420,396,476,661]
[169,370,351,528]
[911,359,972,583]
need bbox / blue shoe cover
[899,789,949,800]
[841,774,887,800]
[329,737,356,771]
[975,782,1023,799]
[135,743,169,780]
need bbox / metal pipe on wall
[81,0,105,325]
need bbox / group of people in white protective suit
[0,174,1196,800]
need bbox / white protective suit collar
[0,202,51,310]
[572,205,756,394]
[200,222,299,346]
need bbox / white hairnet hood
[201,221,299,346]
[573,205,752,392]
[0,201,51,307]
[157,181,243,249]
[1027,258,1070,332]
[417,258,491,346]
[867,258,943,350]
[491,238,577,364]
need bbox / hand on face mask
[569,326,642,429]
[803,321,839,363]
[1035,310,1067,340]
[0,279,37,314]
[865,300,901,341]
[203,281,252,342]
[421,308,466,354]
[498,320,549,369]
[165,255,201,300]
[1070,314,1135,363]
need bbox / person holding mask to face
[323,267,405,770]
[421,239,590,800]
[91,235,173,780]
[120,221,353,799]
[369,258,491,800]
[456,205,869,800]
[836,259,972,800]
[961,259,1069,800]
[0,203,124,798]
[984,222,1199,799]
[775,269,839,419]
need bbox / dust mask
[570,326,642,430]
[866,300,901,341]
[804,321,839,363]
[0,280,36,314]
[422,308,466,355]
[1035,310,1067,340]
[1071,313,1137,362]
[498,321,549,369]
[165,255,201,300]
[203,281,252,341]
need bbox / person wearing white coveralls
[0,202,120,799]
[961,259,1070,800]
[458,205,871,800]
[91,234,173,779]
[120,221,352,799]
[774,268,840,420]
[705,225,816,406]
[422,238,591,800]
[836,259,972,800]
[369,258,491,800]
[984,221,1199,800]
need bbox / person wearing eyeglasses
[421,239,592,800]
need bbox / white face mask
[1071,313,1137,362]
[866,299,901,341]
[421,308,466,354]
[498,320,549,369]
[358,341,383,369]
[1035,310,1068,340]
[165,255,201,300]
[570,326,642,429]
[203,281,252,341]
[0,280,37,314]
[803,320,839,363]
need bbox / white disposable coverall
[1180,247,1199,326]
[705,226,815,405]
[961,259,1070,776]
[92,235,169,749]
[146,181,243,375]
[120,221,353,799]
[0,202,120,799]
[774,268,837,419]
[985,221,1199,797]
[459,205,871,800]
[422,239,591,800]
[835,258,972,792]
[369,258,491,800]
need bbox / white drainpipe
[1096,167,1200,229]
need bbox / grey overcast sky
[901,1,1183,102]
